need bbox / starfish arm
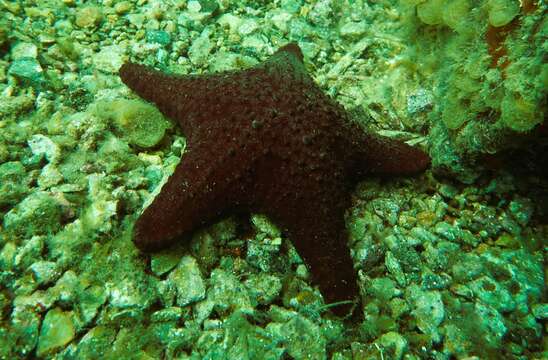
[132,145,252,251]
[120,62,213,135]
[347,123,431,177]
[252,162,359,314]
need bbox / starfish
[120,43,430,314]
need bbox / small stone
[238,18,259,36]
[469,275,516,313]
[488,0,520,27]
[244,274,282,305]
[531,303,548,320]
[389,298,410,319]
[0,161,29,207]
[0,242,16,271]
[168,256,206,307]
[367,277,399,302]
[376,332,408,360]
[28,134,61,163]
[253,213,282,236]
[339,20,368,38]
[474,302,507,346]
[146,30,172,46]
[38,164,63,189]
[13,236,44,270]
[206,269,252,315]
[29,261,60,286]
[188,28,213,66]
[269,10,293,33]
[8,57,44,87]
[75,326,117,359]
[151,251,181,276]
[37,308,75,357]
[508,197,534,226]
[75,6,103,28]
[3,192,63,238]
[385,251,407,286]
[79,285,107,325]
[114,1,132,15]
[268,314,326,359]
[408,286,444,336]
[407,89,433,115]
[151,307,184,322]
[93,45,125,74]
[11,42,38,59]
[127,13,146,28]
[103,99,170,148]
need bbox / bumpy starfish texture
[120,43,430,314]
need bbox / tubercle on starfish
[119,43,430,315]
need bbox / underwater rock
[168,255,206,307]
[36,308,75,358]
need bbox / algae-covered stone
[8,57,44,87]
[268,313,326,359]
[407,286,444,336]
[93,45,125,74]
[0,161,29,207]
[188,27,213,66]
[10,308,41,356]
[114,1,132,15]
[488,0,520,27]
[469,275,516,313]
[168,255,206,307]
[500,92,540,132]
[38,163,63,189]
[205,268,252,316]
[28,134,61,163]
[29,260,60,286]
[417,0,446,25]
[37,308,75,357]
[75,6,103,28]
[244,273,282,305]
[531,303,548,320]
[101,99,170,148]
[367,277,400,302]
[442,0,470,31]
[151,250,181,276]
[3,192,64,238]
[75,326,117,359]
[376,332,408,360]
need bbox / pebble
[3,192,63,238]
[8,57,44,87]
[28,134,61,163]
[11,42,38,59]
[376,332,408,360]
[114,1,132,15]
[151,251,181,276]
[531,303,548,320]
[168,256,206,307]
[407,286,444,336]
[92,45,125,74]
[36,308,75,357]
[75,6,103,28]
[29,261,60,286]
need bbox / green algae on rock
[36,308,76,358]
[94,99,171,148]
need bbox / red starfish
[120,43,430,315]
